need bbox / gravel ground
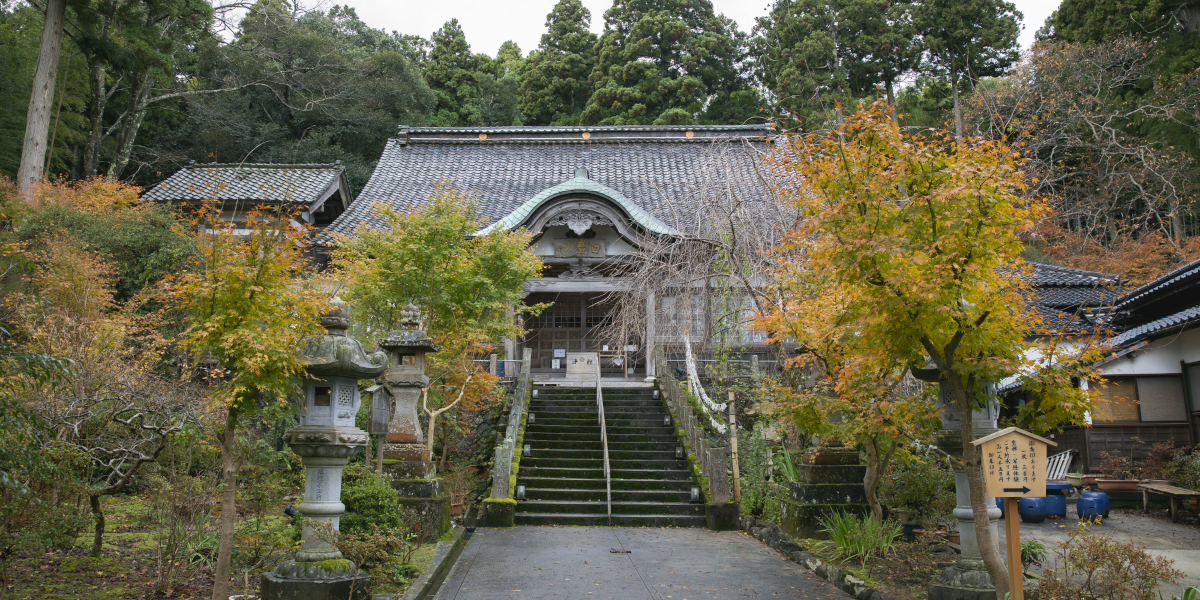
[1005,508,1200,598]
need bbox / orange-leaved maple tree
[763,103,1099,599]
[756,263,939,524]
[163,198,331,600]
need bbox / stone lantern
[262,300,388,600]
[378,304,441,473]
[378,304,451,536]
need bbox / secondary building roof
[323,125,773,240]
[142,162,353,226]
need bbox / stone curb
[740,516,903,600]
[391,527,468,600]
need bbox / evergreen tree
[838,0,921,116]
[426,19,483,126]
[752,0,850,127]
[1043,0,1199,44]
[914,0,1021,140]
[519,0,598,125]
[478,41,524,126]
[582,0,748,125]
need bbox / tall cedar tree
[753,0,850,127]
[915,0,1021,141]
[520,0,598,125]
[838,0,922,118]
[427,19,484,126]
[769,104,1101,599]
[477,41,524,126]
[582,0,747,125]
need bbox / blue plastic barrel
[1077,491,1109,522]
[1019,497,1048,523]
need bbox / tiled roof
[1108,305,1200,347]
[1114,257,1200,310]
[141,163,346,204]
[1019,262,1121,288]
[324,125,773,238]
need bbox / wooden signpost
[972,427,1056,600]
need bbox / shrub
[1167,448,1200,492]
[1141,442,1177,480]
[340,463,401,535]
[879,449,955,529]
[1099,451,1136,480]
[817,510,903,566]
[1039,524,1181,600]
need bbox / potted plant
[443,467,479,516]
[1065,472,1098,488]
[1097,451,1140,491]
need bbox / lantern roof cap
[377,328,440,353]
[298,300,388,379]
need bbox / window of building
[1137,376,1187,422]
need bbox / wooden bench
[1138,482,1200,522]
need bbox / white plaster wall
[1099,327,1200,376]
[532,225,634,256]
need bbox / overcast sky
[333,0,1060,58]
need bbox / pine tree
[478,41,524,126]
[915,0,1021,140]
[519,0,598,125]
[582,0,747,125]
[426,19,483,126]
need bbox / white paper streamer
[682,330,728,434]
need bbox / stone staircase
[514,386,705,527]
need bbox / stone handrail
[655,346,731,504]
[490,348,532,499]
[596,362,612,525]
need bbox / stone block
[796,464,867,484]
[823,566,840,583]
[842,575,866,597]
[706,447,730,504]
[776,540,803,555]
[705,502,739,531]
[390,478,441,498]
[385,460,436,479]
[781,500,870,539]
[789,482,868,504]
[261,571,371,600]
[481,499,515,527]
[396,495,451,537]
[805,446,860,465]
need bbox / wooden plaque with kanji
[972,427,1056,498]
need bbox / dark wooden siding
[1066,423,1192,471]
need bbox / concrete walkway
[434,526,852,600]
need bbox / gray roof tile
[324,125,773,238]
[141,163,345,204]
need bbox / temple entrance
[522,292,636,377]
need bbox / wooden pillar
[645,291,656,377]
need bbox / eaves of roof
[472,175,679,237]
[1114,257,1200,310]
[1107,305,1200,348]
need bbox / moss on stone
[483,497,517,505]
[301,558,355,572]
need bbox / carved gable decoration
[546,209,614,236]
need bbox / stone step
[519,466,692,480]
[521,458,687,471]
[523,430,676,442]
[515,500,704,516]
[531,417,670,428]
[518,477,692,491]
[524,449,680,461]
[524,488,692,503]
[513,513,707,527]
[523,439,686,452]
